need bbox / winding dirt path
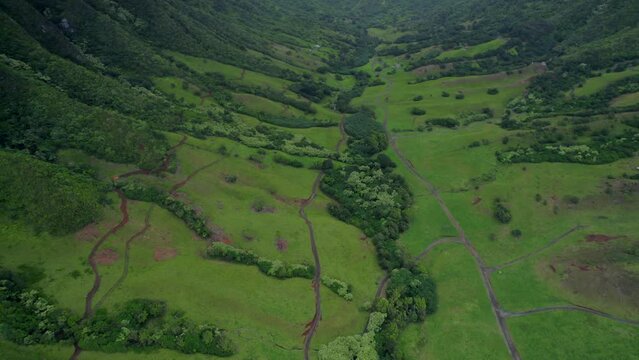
[489,225,586,273]
[380,78,522,360]
[118,135,188,179]
[502,305,639,326]
[93,206,154,310]
[72,136,188,360]
[300,173,324,360]
[82,189,129,319]
[415,237,462,261]
[169,159,223,195]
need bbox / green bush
[428,118,460,128]
[487,88,499,95]
[411,107,426,115]
[273,154,304,168]
[493,200,512,224]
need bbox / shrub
[413,95,424,101]
[564,195,580,205]
[411,107,426,116]
[273,154,304,168]
[493,200,512,224]
[455,92,465,100]
[428,118,460,128]
[487,88,499,95]
[206,243,258,265]
[321,276,353,301]
[441,91,450,97]
[511,229,522,238]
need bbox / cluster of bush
[289,79,335,103]
[497,133,639,165]
[206,243,314,279]
[254,112,336,129]
[79,300,235,356]
[321,276,353,301]
[343,110,388,157]
[335,71,371,113]
[493,199,513,224]
[118,181,211,239]
[273,154,304,168]
[428,117,460,128]
[0,269,235,356]
[321,119,439,357]
[374,269,437,356]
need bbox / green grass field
[353,63,543,130]
[435,38,507,61]
[368,27,416,43]
[573,67,639,97]
[352,62,639,358]
[611,91,639,107]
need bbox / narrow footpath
[301,173,324,360]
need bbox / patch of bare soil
[586,234,624,243]
[211,226,232,244]
[271,191,304,206]
[472,197,482,205]
[94,248,119,265]
[276,238,289,252]
[154,247,178,261]
[75,223,102,241]
[548,240,639,311]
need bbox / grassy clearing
[508,311,639,360]
[435,38,507,61]
[354,66,639,358]
[353,65,542,130]
[270,43,326,70]
[236,113,341,149]
[573,67,639,97]
[0,127,382,359]
[233,92,308,118]
[153,76,218,109]
[168,51,293,93]
[368,27,415,43]
[611,91,639,107]
[399,243,510,359]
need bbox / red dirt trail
[301,173,324,360]
[82,189,129,319]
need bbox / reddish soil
[83,189,129,319]
[211,227,232,243]
[276,238,289,252]
[586,234,623,243]
[154,247,178,261]
[75,223,102,241]
[271,191,304,206]
[472,197,482,205]
[94,248,119,265]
